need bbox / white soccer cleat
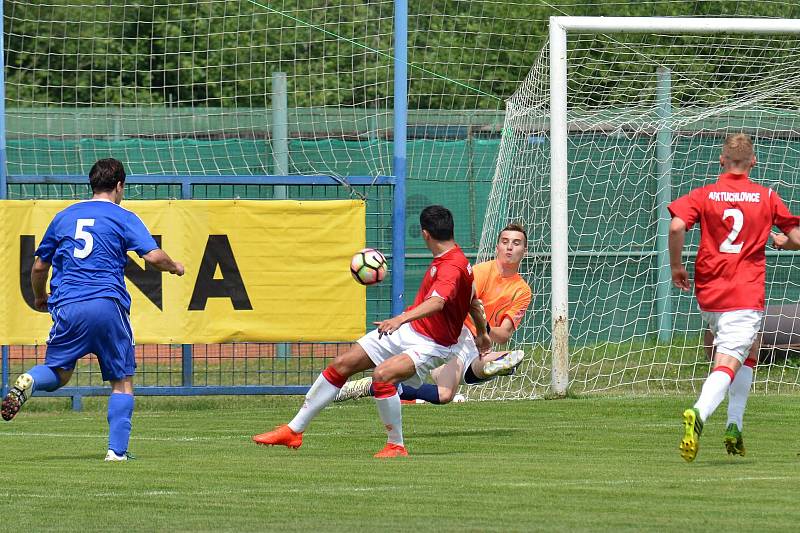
[483,350,525,377]
[104,450,131,462]
[452,393,466,403]
[333,377,373,402]
[2,373,34,421]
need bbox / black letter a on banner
[188,235,253,311]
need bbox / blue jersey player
[1,158,184,461]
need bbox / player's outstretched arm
[373,296,445,337]
[468,297,491,353]
[143,248,185,276]
[771,227,800,251]
[668,217,691,291]
[30,257,51,311]
[489,317,515,345]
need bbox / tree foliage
[5,0,800,109]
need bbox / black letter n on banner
[125,235,163,310]
[19,235,42,312]
[188,235,253,311]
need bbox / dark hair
[89,158,126,193]
[419,205,454,241]
[498,223,527,246]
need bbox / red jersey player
[333,223,531,405]
[252,205,491,457]
[668,133,800,462]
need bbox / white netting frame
[473,18,800,400]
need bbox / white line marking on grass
[0,485,411,501]
[2,475,791,502]
[497,475,792,489]
[0,431,250,442]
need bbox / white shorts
[357,322,461,388]
[701,309,763,364]
[453,327,480,384]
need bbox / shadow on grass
[411,428,521,438]
[46,453,110,461]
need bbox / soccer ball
[350,248,387,285]
[453,393,466,403]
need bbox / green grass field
[2,394,799,532]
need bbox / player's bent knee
[437,388,456,404]
[371,366,394,384]
[55,368,74,387]
[331,345,371,376]
[109,377,134,395]
[373,355,416,384]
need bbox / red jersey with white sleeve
[668,172,800,311]
[409,245,474,346]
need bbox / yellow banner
[0,200,366,344]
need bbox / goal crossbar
[551,16,800,35]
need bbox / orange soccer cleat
[252,424,303,449]
[373,442,408,458]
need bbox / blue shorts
[45,298,136,382]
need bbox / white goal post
[548,17,800,397]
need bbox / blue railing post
[391,0,408,316]
[180,178,193,386]
[1,346,9,397]
[181,345,193,387]
[0,0,7,197]
[1,1,9,397]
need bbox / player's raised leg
[1,364,65,421]
[252,343,374,448]
[478,350,525,378]
[334,376,446,404]
[680,406,704,463]
[333,376,374,402]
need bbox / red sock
[712,365,736,381]
[372,381,397,399]
[322,366,346,388]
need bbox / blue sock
[107,393,135,455]
[27,365,61,392]
[399,384,442,404]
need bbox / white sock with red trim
[694,367,734,422]
[288,366,344,433]
[727,363,754,431]
[373,381,403,446]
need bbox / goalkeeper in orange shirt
[335,223,531,404]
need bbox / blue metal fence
[0,0,410,407]
[1,174,397,407]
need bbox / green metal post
[272,72,291,359]
[655,67,673,342]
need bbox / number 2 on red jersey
[719,208,743,254]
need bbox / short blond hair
[721,133,754,167]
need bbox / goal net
[476,18,800,399]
